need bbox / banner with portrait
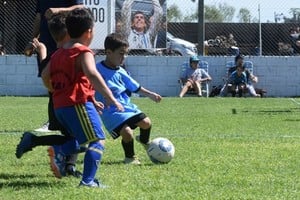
[115,0,167,49]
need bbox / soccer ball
[147,137,175,164]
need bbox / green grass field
[0,96,299,199]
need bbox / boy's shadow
[0,172,62,189]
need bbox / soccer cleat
[34,121,52,133]
[15,132,34,159]
[124,156,141,165]
[79,179,108,188]
[66,164,82,178]
[135,135,150,151]
[47,146,66,178]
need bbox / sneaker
[15,132,34,159]
[135,135,150,151]
[34,121,52,133]
[66,164,82,178]
[79,179,108,188]
[124,156,141,165]
[47,146,66,178]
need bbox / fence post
[198,0,204,56]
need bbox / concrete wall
[0,55,300,97]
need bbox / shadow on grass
[0,172,64,189]
[101,160,154,166]
[283,119,300,122]
[245,109,292,113]
[101,160,124,165]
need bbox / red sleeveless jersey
[50,45,95,109]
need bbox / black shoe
[16,132,34,158]
[66,164,82,178]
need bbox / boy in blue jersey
[95,33,162,165]
[227,65,247,97]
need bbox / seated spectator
[179,55,212,97]
[220,54,260,97]
[227,65,247,97]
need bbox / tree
[168,2,236,23]
[167,4,182,22]
[204,3,235,23]
[237,8,251,23]
[288,8,300,22]
[204,5,223,22]
[218,3,235,22]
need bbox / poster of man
[115,0,166,49]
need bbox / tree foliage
[167,2,236,23]
[167,4,182,22]
[204,3,235,22]
[238,8,251,23]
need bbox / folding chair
[179,61,210,97]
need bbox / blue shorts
[55,101,105,145]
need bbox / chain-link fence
[0,0,299,56]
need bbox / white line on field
[290,98,300,105]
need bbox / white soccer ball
[147,137,175,164]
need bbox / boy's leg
[48,138,80,178]
[15,132,70,159]
[55,102,107,187]
[81,140,104,184]
[48,92,82,176]
[136,116,152,145]
[119,125,140,164]
[194,81,202,96]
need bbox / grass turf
[0,96,299,199]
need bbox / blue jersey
[228,71,247,85]
[95,61,142,133]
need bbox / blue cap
[190,55,200,62]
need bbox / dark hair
[235,54,244,64]
[48,13,67,42]
[104,33,129,51]
[131,11,149,31]
[66,8,94,38]
[131,11,146,21]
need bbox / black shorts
[111,113,147,139]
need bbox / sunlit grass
[0,96,299,199]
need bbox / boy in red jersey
[42,8,123,188]
[16,13,83,178]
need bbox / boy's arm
[120,0,133,38]
[41,62,54,92]
[45,5,84,19]
[81,52,124,111]
[24,13,40,56]
[32,38,47,61]
[138,87,162,103]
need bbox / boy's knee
[88,140,105,153]
[141,118,151,129]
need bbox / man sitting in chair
[179,55,212,97]
[220,54,260,97]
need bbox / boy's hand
[32,38,45,54]
[94,101,105,115]
[113,101,124,112]
[150,92,162,103]
[104,98,124,112]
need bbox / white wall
[0,55,300,97]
